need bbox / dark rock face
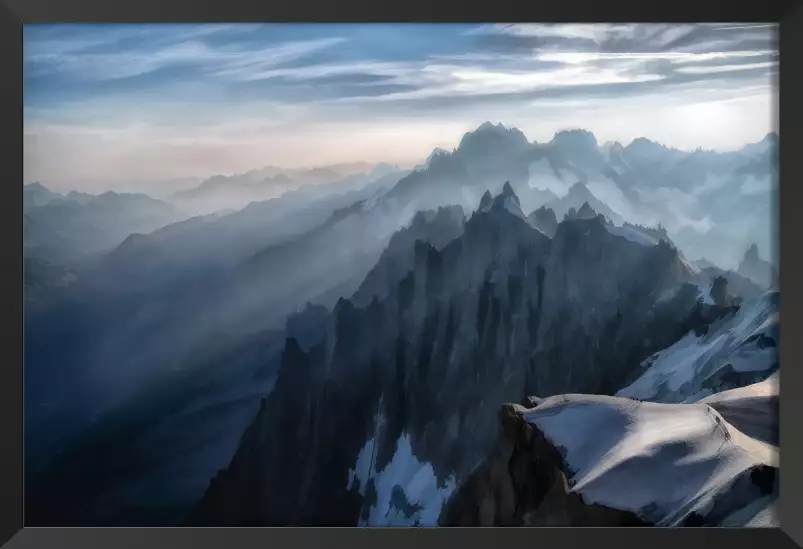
[622,222,673,245]
[710,276,730,307]
[527,206,558,237]
[353,206,466,307]
[479,191,493,211]
[188,188,704,526]
[440,404,650,527]
[737,243,778,289]
[575,201,597,220]
[528,226,699,397]
[545,182,623,225]
[699,266,763,303]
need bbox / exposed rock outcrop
[575,201,597,220]
[526,206,558,237]
[439,404,651,526]
[442,392,778,527]
[737,244,778,289]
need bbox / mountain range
[169,163,404,215]
[187,185,776,527]
[23,122,779,528]
[24,184,185,266]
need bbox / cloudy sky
[24,23,778,192]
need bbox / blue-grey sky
[24,23,778,191]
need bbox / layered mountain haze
[24,164,405,477]
[24,184,186,267]
[24,121,779,528]
[170,163,404,215]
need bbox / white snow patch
[605,225,658,247]
[696,284,715,305]
[347,436,377,496]
[700,372,779,406]
[502,196,525,219]
[617,292,779,403]
[721,497,775,526]
[736,498,778,527]
[521,394,777,526]
[352,432,457,526]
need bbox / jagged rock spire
[479,190,493,210]
[576,201,597,219]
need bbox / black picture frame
[2,1,801,548]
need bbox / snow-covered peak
[498,195,525,219]
[477,182,525,220]
[500,181,518,201]
[703,369,778,400]
[521,393,777,526]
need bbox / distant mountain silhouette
[737,243,778,288]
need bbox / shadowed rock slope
[188,186,713,526]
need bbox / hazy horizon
[25,124,778,195]
[25,23,778,193]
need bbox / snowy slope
[701,371,778,405]
[699,373,779,446]
[616,291,779,403]
[520,394,778,527]
[605,225,659,247]
[348,417,457,526]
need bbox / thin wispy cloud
[24,23,778,191]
